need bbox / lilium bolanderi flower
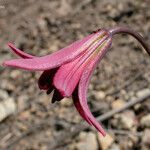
[3,26,150,136]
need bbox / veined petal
[8,43,34,59]
[53,55,85,97]
[53,31,109,97]
[73,88,93,125]
[8,43,54,91]
[3,30,106,71]
[72,38,112,136]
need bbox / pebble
[140,114,150,128]
[48,40,59,53]
[18,110,31,120]
[109,144,120,150]
[17,95,29,111]
[142,129,150,150]
[0,89,9,100]
[115,111,137,130]
[111,99,125,109]
[75,132,98,150]
[0,97,17,122]
[92,90,106,101]
[97,133,114,150]
[0,80,16,91]
[60,97,72,107]
[106,96,114,103]
[57,0,71,17]
[10,70,21,79]
[136,88,150,97]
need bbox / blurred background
[0,0,150,150]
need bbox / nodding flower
[3,26,150,136]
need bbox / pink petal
[73,88,93,125]
[8,43,56,91]
[8,43,34,59]
[3,31,105,71]
[53,55,85,97]
[72,38,112,136]
[53,31,108,97]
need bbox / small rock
[75,132,98,150]
[60,98,72,107]
[0,89,9,100]
[37,17,47,32]
[57,0,71,17]
[18,110,31,120]
[116,111,137,130]
[17,95,29,111]
[93,91,106,100]
[106,96,114,103]
[1,80,16,92]
[97,133,114,150]
[140,114,150,128]
[109,144,120,150]
[10,70,21,79]
[122,90,135,101]
[129,134,139,145]
[143,73,150,83]
[136,88,150,97]
[142,129,150,150]
[48,40,59,52]
[111,99,125,109]
[0,98,17,122]
[120,139,134,150]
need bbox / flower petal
[3,31,105,71]
[7,43,57,92]
[8,43,34,59]
[73,88,93,125]
[53,32,109,97]
[38,68,57,90]
[72,38,112,136]
[53,55,84,97]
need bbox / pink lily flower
[3,27,150,136]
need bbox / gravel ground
[0,0,150,150]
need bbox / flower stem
[109,26,150,56]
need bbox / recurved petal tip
[72,43,112,136]
[73,91,106,136]
[2,59,31,70]
[7,43,34,59]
